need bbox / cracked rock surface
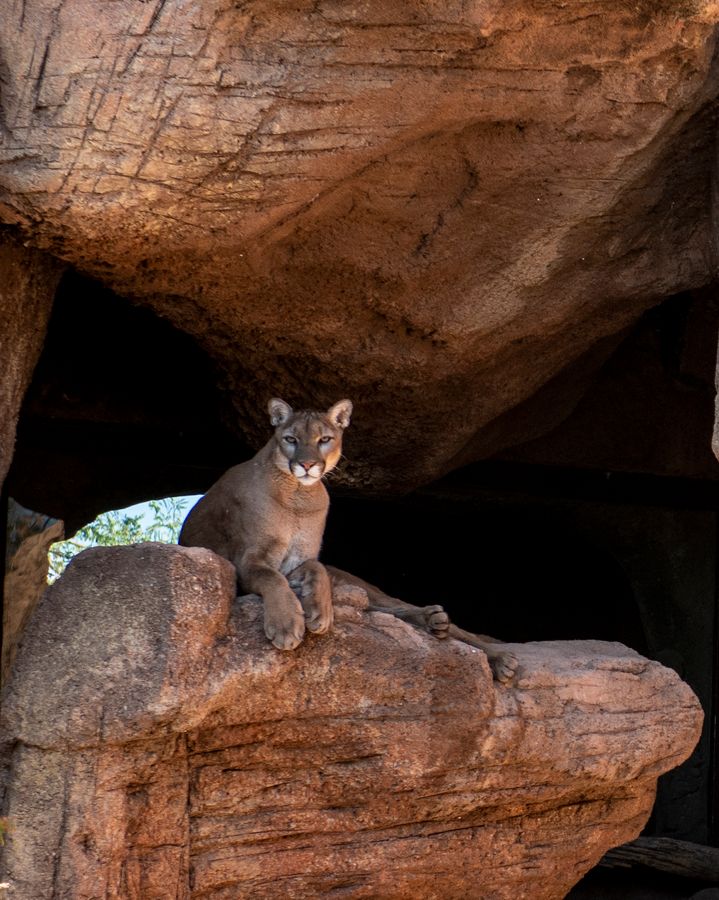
[0,234,62,488]
[2,3,719,488]
[0,544,703,899]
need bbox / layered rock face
[0,234,62,489]
[0,544,703,899]
[1,3,719,489]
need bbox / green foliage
[48,497,189,583]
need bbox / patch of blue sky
[120,495,202,528]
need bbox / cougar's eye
[318,436,333,445]
[283,435,297,445]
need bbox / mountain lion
[179,398,517,681]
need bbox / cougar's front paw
[288,561,333,636]
[264,593,306,650]
[424,604,450,639]
[490,650,519,684]
[305,593,333,634]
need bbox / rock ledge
[0,544,703,899]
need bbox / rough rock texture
[1,3,719,488]
[0,232,62,490]
[2,500,63,683]
[0,544,703,899]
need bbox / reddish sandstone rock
[0,544,703,898]
[1,3,719,489]
[1,500,64,682]
[0,234,62,489]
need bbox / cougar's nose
[300,460,314,471]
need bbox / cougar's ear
[268,398,293,427]
[327,399,353,429]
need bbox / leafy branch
[48,497,189,582]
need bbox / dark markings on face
[276,411,343,480]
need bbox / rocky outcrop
[0,544,703,899]
[2,500,64,683]
[2,4,719,489]
[0,234,62,490]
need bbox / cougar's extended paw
[305,596,333,634]
[424,604,450,639]
[264,593,306,650]
[288,561,334,635]
[490,650,519,684]
[265,615,305,650]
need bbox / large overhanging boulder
[0,544,703,898]
[1,3,719,489]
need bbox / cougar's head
[268,398,352,486]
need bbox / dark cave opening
[3,272,719,864]
[6,269,246,534]
[324,487,646,652]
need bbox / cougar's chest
[278,507,326,575]
[271,480,328,575]
[280,532,318,575]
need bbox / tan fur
[179,398,352,650]
[180,398,518,680]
